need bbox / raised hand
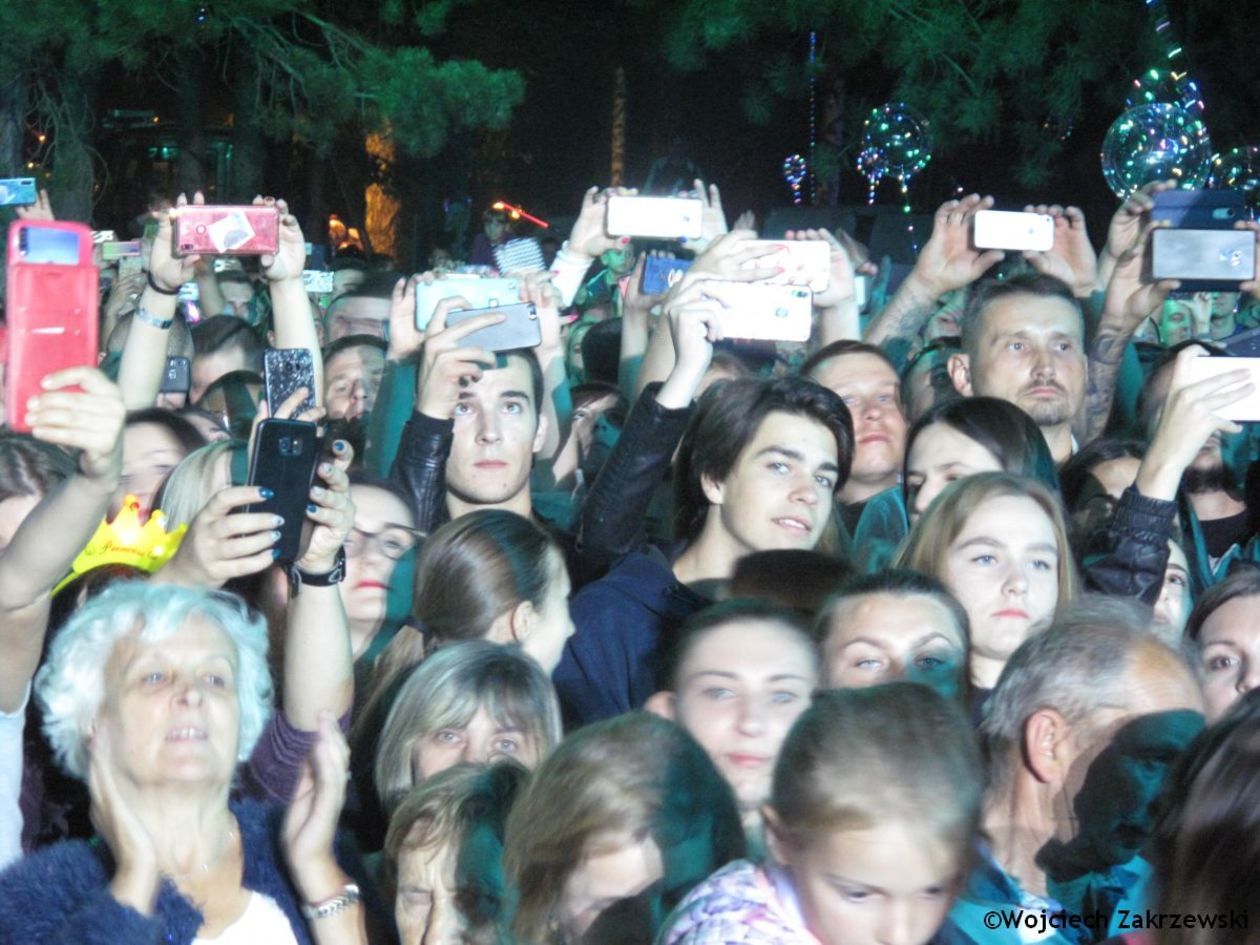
[90,725,160,914]
[568,186,635,259]
[416,296,501,420]
[910,194,1005,296]
[1023,205,1098,296]
[150,192,205,292]
[159,486,284,587]
[25,367,126,485]
[387,275,426,361]
[691,179,728,248]
[296,440,355,574]
[282,712,353,904]
[1101,220,1178,330]
[257,196,307,283]
[685,229,779,283]
[15,190,54,222]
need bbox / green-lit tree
[0,0,523,224]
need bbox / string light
[782,155,808,205]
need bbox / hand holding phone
[173,204,280,257]
[244,419,323,563]
[1149,228,1257,290]
[605,195,704,241]
[5,220,99,432]
[973,210,1054,252]
[445,302,541,352]
[264,348,317,415]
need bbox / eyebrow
[753,445,841,474]
[957,536,1059,555]
[687,670,814,683]
[500,389,533,402]
[841,632,958,651]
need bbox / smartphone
[0,178,36,207]
[5,221,99,432]
[1151,190,1248,229]
[101,240,143,261]
[173,205,280,256]
[415,275,521,330]
[973,210,1055,252]
[700,281,813,343]
[445,302,541,352]
[245,418,323,562]
[854,273,872,310]
[1149,228,1257,290]
[641,255,691,295]
[263,348,316,415]
[605,195,704,241]
[302,269,335,294]
[118,255,144,278]
[1224,327,1260,358]
[1183,356,1260,422]
[741,240,832,292]
[160,357,191,395]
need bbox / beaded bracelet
[134,305,174,331]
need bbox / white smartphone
[740,240,831,292]
[973,210,1054,252]
[302,269,335,294]
[700,281,813,343]
[415,275,521,330]
[605,195,704,241]
[1183,356,1260,422]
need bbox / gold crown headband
[52,496,187,595]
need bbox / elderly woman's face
[395,839,466,945]
[95,615,241,787]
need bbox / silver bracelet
[301,882,361,920]
[134,305,174,331]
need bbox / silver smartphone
[973,210,1054,252]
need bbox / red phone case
[5,220,99,433]
[173,205,280,257]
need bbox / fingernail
[272,548,282,559]
[319,462,332,475]
[311,485,327,499]
[619,236,630,245]
[273,515,284,527]
[260,488,274,499]
[306,503,318,514]
[333,440,346,452]
[271,530,282,542]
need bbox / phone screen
[20,227,80,265]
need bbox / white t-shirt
[191,892,298,945]
[0,684,28,872]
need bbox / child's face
[773,820,963,945]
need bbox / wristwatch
[288,546,346,592]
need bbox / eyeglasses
[344,526,419,560]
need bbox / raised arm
[0,367,125,711]
[862,194,1004,348]
[261,196,326,407]
[117,193,202,409]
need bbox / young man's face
[951,292,1086,431]
[446,355,545,508]
[702,410,841,554]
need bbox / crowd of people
[0,172,1257,945]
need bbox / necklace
[167,822,239,883]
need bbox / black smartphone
[263,348,316,415]
[1149,228,1257,291]
[160,357,191,395]
[445,302,541,352]
[1150,190,1249,229]
[245,418,323,563]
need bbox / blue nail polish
[306,503,317,513]
[260,487,275,499]
[333,440,346,452]
[272,548,282,559]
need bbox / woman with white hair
[0,582,365,944]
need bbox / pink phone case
[173,205,280,257]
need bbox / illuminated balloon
[782,153,808,205]
[1125,68,1204,116]
[1209,145,1260,208]
[859,102,933,180]
[1100,103,1213,199]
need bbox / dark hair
[124,408,209,456]
[815,568,971,649]
[799,339,898,382]
[321,333,388,366]
[505,713,745,943]
[190,315,265,370]
[1185,566,1260,642]
[960,273,1080,358]
[579,317,622,386]
[1058,436,1146,513]
[660,598,817,691]
[0,435,74,502]
[728,550,853,620]
[673,377,854,541]
[1145,689,1260,945]
[904,396,1060,508]
[331,257,368,273]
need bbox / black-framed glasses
[344,526,419,560]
